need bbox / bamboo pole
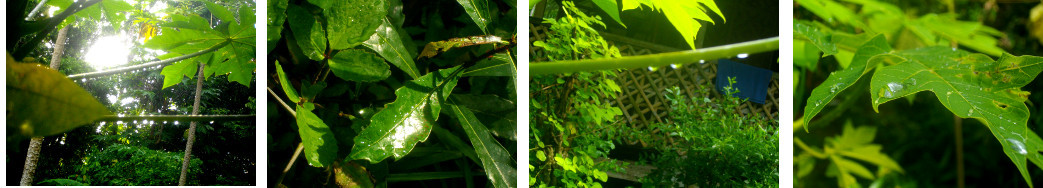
[530,37,779,75]
[68,40,230,79]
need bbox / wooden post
[178,63,205,185]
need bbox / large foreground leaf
[326,0,386,50]
[7,55,112,138]
[447,101,516,188]
[364,18,421,79]
[802,35,891,131]
[328,49,390,82]
[350,66,461,163]
[296,102,339,167]
[869,47,1043,186]
[591,0,623,27]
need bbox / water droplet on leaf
[1007,138,1028,155]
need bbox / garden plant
[266,0,517,187]
[795,0,1043,187]
[529,0,779,187]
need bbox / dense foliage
[7,0,256,186]
[267,0,517,187]
[795,0,1043,187]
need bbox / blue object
[715,59,772,104]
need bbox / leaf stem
[68,40,231,79]
[530,37,779,75]
[794,137,827,158]
[268,87,297,116]
[276,143,304,186]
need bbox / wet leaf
[287,4,327,61]
[794,20,837,56]
[328,49,390,82]
[455,0,492,34]
[326,0,386,50]
[296,102,339,167]
[869,47,1043,185]
[463,52,516,77]
[803,35,891,131]
[419,35,508,59]
[7,55,112,138]
[267,0,288,53]
[446,101,516,188]
[349,66,461,163]
[306,0,330,9]
[364,18,421,79]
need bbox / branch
[95,114,255,122]
[530,37,780,75]
[13,0,103,59]
[68,40,231,79]
[268,87,297,116]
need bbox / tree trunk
[20,25,71,186]
[178,63,205,185]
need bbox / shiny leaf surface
[364,18,421,79]
[296,102,339,167]
[349,66,461,163]
[446,102,516,188]
[803,35,891,131]
[455,0,492,33]
[287,4,327,61]
[275,60,301,103]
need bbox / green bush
[639,78,779,187]
[78,144,203,186]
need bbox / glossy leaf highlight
[803,35,891,131]
[447,102,516,188]
[326,0,386,50]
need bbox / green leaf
[536,150,546,161]
[275,61,301,105]
[463,52,516,77]
[301,81,327,100]
[296,102,339,167]
[6,58,112,138]
[328,49,391,82]
[455,0,492,34]
[659,1,701,49]
[325,0,386,50]
[306,0,331,9]
[349,66,461,163]
[267,0,289,53]
[364,18,421,79]
[803,35,891,131]
[794,20,837,56]
[446,102,516,188]
[333,161,374,188]
[160,58,200,89]
[205,2,236,23]
[100,0,133,32]
[869,47,1043,185]
[287,4,327,61]
[591,0,624,27]
[696,0,725,23]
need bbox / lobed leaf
[204,2,236,23]
[802,35,891,131]
[349,66,461,163]
[869,47,1043,185]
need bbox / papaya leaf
[296,102,339,167]
[267,0,289,53]
[591,0,623,27]
[204,2,236,23]
[275,60,300,103]
[869,47,1043,186]
[364,18,421,79]
[794,20,837,56]
[287,4,327,61]
[803,35,891,131]
[815,123,903,187]
[349,66,461,163]
[7,56,112,138]
[326,0,385,50]
[160,57,200,89]
[447,101,516,188]
[328,49,390,82]
[100,0,133,32]
[455,0,492,34]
